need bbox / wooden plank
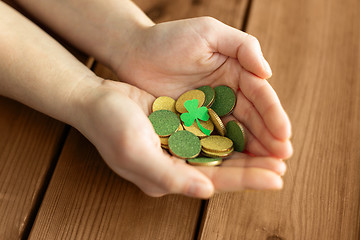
[28,128,203,240]
[28,0,251,239]
[0,98,66,239]
[0,2,91,239]
[199,0,360,239]
[144,0,248,27]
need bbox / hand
[111,17,293,159]
[78,79,286,198]
[0,3,287,199]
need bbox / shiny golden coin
[175,90,206,113]
[152,96,176,113]
[183,119,214,138]
[202,147,234,158]
[159,136,169,146]
[208,108,226,136]
[161,144,169,149]
[200,136,233,152]
[187,157,223,166]
[178,123,184,131]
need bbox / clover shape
[180,99,211,136]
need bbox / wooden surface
[1,0,359,239]
[29,128,203,240]
[199,0,360,239]
[0,1,89,239]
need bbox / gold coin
[183,119,214,138]
[161,144,169,149]
[178,123,184,131]
[208,108,226,136]
[175,90,206,113]
[200,135,233,152]
[201,147,234,158]
[152,96,176,113]
[187,157,223,166]
[159,136,169,146]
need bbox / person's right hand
[76,79,286,198]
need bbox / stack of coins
[148,85,247,167]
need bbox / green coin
[168,130,201,159]
[149,110,180,137]
[187,157,223,166]
[197,86,215,107]
[210,86,236,117]
[225,120,247,152]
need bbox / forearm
[14,0,154,68]
[0,2,100,127]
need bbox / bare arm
[0,1,100,126]
[14,0,154,68]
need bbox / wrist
[72,78,154,145]
[65,75,104,132]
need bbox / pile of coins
[148,85,247,166]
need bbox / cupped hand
[112,17,293,159]
[79,79,286,198]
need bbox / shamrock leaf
[196,107,210,121]
[180,112,195,127]
[180,99,211,136]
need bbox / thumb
[127,150,215,198]
[198,17,272,79]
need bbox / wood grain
[28,128,203,240]
[0,98,66,239]
[27,0,252,239]
[0,2,91,239]
[199,0,360,239]
[143,0,248,26]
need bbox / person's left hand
[110,17,293,159]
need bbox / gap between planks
[194,0,253,239]
[21,57,96,240]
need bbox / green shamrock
[180,99,211,136]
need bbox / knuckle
[250,81,267,102]
[143,189,167,198]
[246,34,260,46]
[196,16,219,34]
[198,16,218,25]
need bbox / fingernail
[262,56,272,77]
[186,181,213,198]
[274,176,284,189]
[279,161,287,176]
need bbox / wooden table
[1,0,360,239]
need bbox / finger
[233,90,293,158]
[222,153,287,176]
[222,115,271,156]
[196,166,283,192]
[201,17,271,79]
[122,148,215,198]
[239,70,292,140]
